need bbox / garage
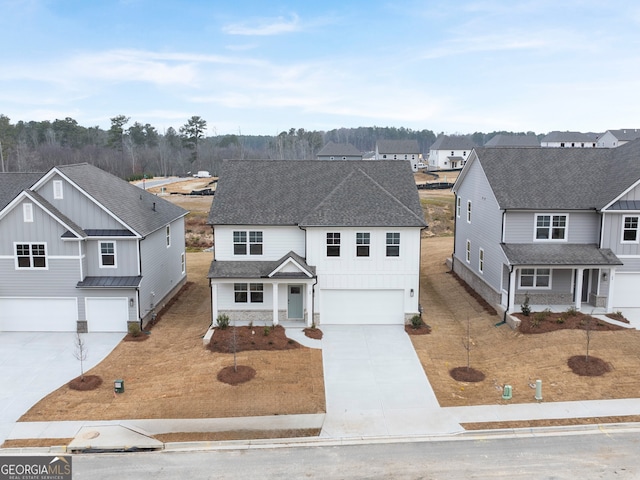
[0,297,78,332]
[86,297,129,332]
[612,272,640,308]
[321,289,404,325]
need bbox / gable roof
[484,133,540,147]
[376,139,420,154]
[430,135,477,151]
[208,160,426,228]
[50,163,187,236]
[317,141,361,157]
[606,129,640,142]
[541,131,597,143]
[208,251,316,280]
[462,139,640,210]
[0,173,42,210]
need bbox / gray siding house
[451,140,640,318]
[208,160,426,326]
[0,163,187,332]
[375,140,421,172]
[316,141,362,160]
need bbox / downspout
[451,193,458,272]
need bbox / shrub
[520,294,531,316]
[263,325,271,336]
[128,322,141,338]
[216,314,230,330]
[410,314,423,329]
[565,306,578,317]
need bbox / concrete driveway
[319,325,462,438]
[0,332,123,444]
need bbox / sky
[1,0,640,136]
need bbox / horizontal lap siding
[213,225,305,261]
[504,211,599,244]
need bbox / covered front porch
[208,251,317,327]
[501,243,623,314]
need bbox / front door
[582,269,590,303]
[288,285,303,319]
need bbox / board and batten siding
[602,212,640,258]
[36,175,125,230]
[213,225,306,261]
[305,226,421,314]
[453,155,506,293]
[503,210,599,244]
[138,218,186,319]
[0,198,79,256]
[84,238,139,276]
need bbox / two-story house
[427,135,477,170]
[540,131,597,148]
[316,141,362,160]
[374,140,421,172]
[451,140,640,318]
[208,160,426,326]
[484,133,540,148]
[0,163,187,332]
[596,129,640,148]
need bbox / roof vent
[152,202,156,211]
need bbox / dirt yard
[413,236,640,408]
[19,252,325,422]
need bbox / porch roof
[77,276,142,288]
[501,243,623,266]
[208,252,316,280]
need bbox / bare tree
[73,333,88,381]
[583,314,594,362]
[462,316,472,370]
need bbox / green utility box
[114,379,125,394]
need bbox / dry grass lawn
[414,236,640,408]
[20,252,325,422]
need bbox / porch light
[129,298,134,307]
[602,272,608,281]
[410,289,414,297]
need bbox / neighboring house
[0,163,188,332]
[375,140,421,172]
[316,141,362,160]
[427,135,477,170]
[484,133,540,148]
[451,140,640,318]
[596,129,640,148]
[208,160,426,326]
[540,131,597,148]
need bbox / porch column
[306,282,313,327]
[211,283,218,325]
[575,267,584,311]
[508,269,517,313]
[272,282,279,326]
[606,269,615,312]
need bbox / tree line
[0,114,538,178]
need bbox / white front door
[288,285,303,319]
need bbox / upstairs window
[456,197,461,218]
[327,232,341,257]
[535,214,567,240]
[166,225,171,247]
[99,241,116,267]
[16,243,46,269]
[53,180,63,199]
[386,232,400,257]
[249,231,263,255]
[467,201,472,223]
[356,232,370,257]
[233,231,247,255]
[623,216,639,243]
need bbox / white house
[208,160,427,326]
[540,131,597,148]
[427,135,477,170]
[374,140,421,172]
[596,129,640,148]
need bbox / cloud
[222,13,301,36]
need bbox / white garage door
[613,273,640,308]
[86,297,129,332]
[0,297,78,332]
[321,290,404,325]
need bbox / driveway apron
[319,325,462,438]
[0,332,123,444]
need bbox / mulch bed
[606,312,630,324]
[69,375,103,391]
[123,332,150,342]
[515,311,625,334]
[217,365,256,385]
[303,327,323,340]
[208,325,301,353]
[567,355,611,376]
[447,271,498,315]
[405,323,432,335]
[449,366,486,382]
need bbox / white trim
[465,239,471,263]
[533,213,569,242]
[466,200,472,223]
[601,177,640,211]
[14,241,48,270]
[99,240,117,268]
[268,257,314,278]
[181,252,186,275]
[479,247,484,274]
[23,203,33,222]
[621,215,639,244]
[53,180,63,199]
[166,224,171,248]
[518,267,552,290]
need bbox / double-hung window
[233,231,247,255]
[622,216,639,243]
[356,232,370,257]
[234,283,263,303]
[99,241,116,267]
[535,214,567,240]
[327,233,340,257]
[166,225,171,247]
[465,240,471,263]
[249,231,263,255]
[467,201,472,223]
[15,243,47,269]
[386,232,400,257]
[456,197,461,218]
[233,231,263,255]
[519,268,551,288]
[479,248,484,273]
